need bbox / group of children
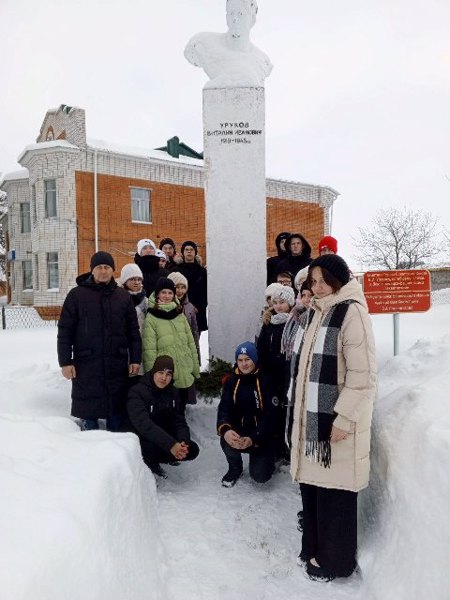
[124,233,338,484]
[115,232,377,584]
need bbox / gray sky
[1,0,449,269]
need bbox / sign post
[363,269,432,356]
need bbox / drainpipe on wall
[329,201,334,234]
[94,148,99,252]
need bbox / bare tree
[0,190,7,281]
[353,207,441,270]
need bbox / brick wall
[75,172,206,275]
[266,197,324,258]
[75,172,326,275]
[37,106,86,148]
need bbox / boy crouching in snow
[127,355,199,478]
[217,342,275,488]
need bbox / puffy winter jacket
[276,233,312,278]
[142,294,200,388]
[134,253,169,297]
[57,273,141,419]
[217,368,275,447]
[127,372,190,453]
[172,261,208,331]
[290,278,377,492]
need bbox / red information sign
[363,269,431,314]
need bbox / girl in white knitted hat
[257,283,296,460]
[119,263,148,333]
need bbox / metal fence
[1,306,57,330]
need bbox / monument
[185,0,272,363]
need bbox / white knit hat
[156,249,167,260]
[168,272,188,289]
[271,284,295,307]
[119,263,143,286]
[265,282,284,299]
[137,239,156,255]
[294,266,310,291]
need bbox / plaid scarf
[286,300,354,468]
[280,304,307,360]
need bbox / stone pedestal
[204,87,267,364]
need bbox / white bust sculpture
[184,0,273,89]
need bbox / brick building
[0,104,338,310]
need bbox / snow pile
[0,415,164,600]
[1,306,450,599]
[431,287,450,305]
[359,336,450,600]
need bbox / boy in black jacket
[217,342,275,488]
[127,355,199,478]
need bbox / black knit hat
[150,355,174,375]
[308,254,350,286]
[90,251,115,271]
[155,277,176,297]
[181,240,198,255]
[300,281,311,294]
[159,237,176,251]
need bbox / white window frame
[20,202,31,233]
[130,187,151,223]
[22,260,33,290]
[47,252,59,290]
[45,179,57,218]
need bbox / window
[45,179,57,218]
[47,252,59,289]
[131,188,151,223]
[22,260,33,290]
[34,254,39,290]
[20,202,31,233]
[31,184,37,224]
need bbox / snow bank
[359,335,450,600]
[1,309,450,599]
[0,415,164,600]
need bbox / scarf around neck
[147,295,181,320]
[293,300,355,468]
[128,289,146,307]
[270,312,290,325]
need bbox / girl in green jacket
[142,277,200,413]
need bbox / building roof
[87,138,205,168]
[17,140,79,163]
[0,169,29,188]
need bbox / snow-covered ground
[1,300,449,600]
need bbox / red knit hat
[318,236,338,255]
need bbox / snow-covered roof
[87,138,204,168]
[266,175,339,197]
[0,168,29,188]
[17,140,79,163]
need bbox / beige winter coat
[290,278,377,492]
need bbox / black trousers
[300,483,358,577]
[177,387,190,416]
[139,437,200,471]
[220,436,274,483]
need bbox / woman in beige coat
[289,254,376,581]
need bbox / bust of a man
[184,0,273,89]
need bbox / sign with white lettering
[363,269,431,314]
